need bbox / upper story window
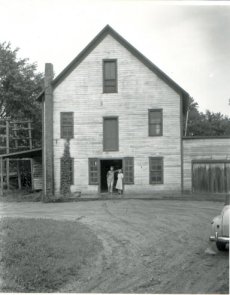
[148,109,163,136]
[103,117,119,151]
[103,59,117,93]
[60,112,74,139]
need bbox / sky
[0,0,230,115]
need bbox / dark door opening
[5,159,32,190]
[100,159,122,193]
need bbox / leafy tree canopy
[185,97,230,136]
[0,42,43,143]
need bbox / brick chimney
[42,63,54,200]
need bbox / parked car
[209,202,230,251]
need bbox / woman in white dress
[116,169,124,195]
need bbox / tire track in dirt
[70,200,229,293]
[74,202,145,292]
[1,200,228,293]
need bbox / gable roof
[37,25,189,112]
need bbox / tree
[184,97,230,136]
[0,42,43,144]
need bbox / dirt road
[0,199,229,293]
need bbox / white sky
[0,0,230,115]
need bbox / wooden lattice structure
[0,119,41,196]
[0,118,33,154]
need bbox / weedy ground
[0,218,102,292]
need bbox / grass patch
[0,218,102,292]
[0,190,42,202]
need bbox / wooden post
[0,120,7,154]
[6,159,9,190]
[6,120,10,190]
[14,123,18,149]
[17,160,21,190]
[28,121,32,150]
[13,122,21,190]
[30,159,34,191]
[6,119,9,153]
[0,157,3,196]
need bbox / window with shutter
[89,158,99,185]
[103,60,117,93]
[103,117,119,151]
[149,109,163,136]
[124,157,134,184]
[149,157,163,184]
[60,112,74,139]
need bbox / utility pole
[0,157,3,196]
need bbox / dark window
[89,158,99,185]
[103,60,117,93]
[149,157,163,184]
[124,157,134,184]
[103,117,119,151]
[60,157,74,185]
[61,112,74,138]
[149,109,163,136]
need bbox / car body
[209,204,230,251]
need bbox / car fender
[211,215,222,236]
[221,205,230,237]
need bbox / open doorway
[100,159,122,193]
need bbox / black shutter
[124,157,134,184]
[89,158,99,185]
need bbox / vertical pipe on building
[42,63,54,201]
[184,97,191,137]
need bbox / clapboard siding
[32,157,42,190]
[183,138,230,191]
[53,34,182,193]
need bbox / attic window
[103,59,117,93]
[60,112,74,139]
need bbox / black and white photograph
[0,0,229,293]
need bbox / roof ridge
[37,24,189,112]
[52,25,113,87]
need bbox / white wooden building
[38,25,230,197]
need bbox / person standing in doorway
[116,169,124,195]
[107,166,115,193]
